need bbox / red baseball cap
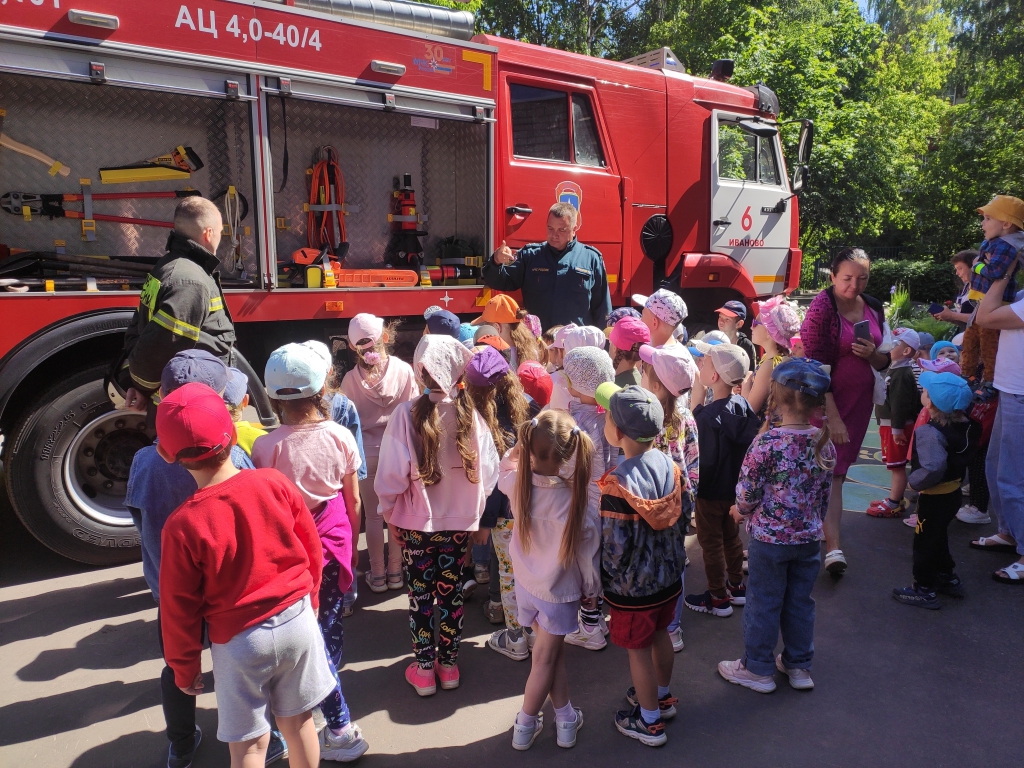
[517,361,552,407]
[156,382,236,461]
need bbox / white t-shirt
[993,298,1024,395]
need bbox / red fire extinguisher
[385,173,428,280]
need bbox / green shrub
[902,312,958,341]
[865,259,958,304]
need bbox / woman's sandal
[992,562,1024,584]
[365,571,388,594]
[969,534,1017,553]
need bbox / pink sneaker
[405,662,436,697]
[436,662,460,690]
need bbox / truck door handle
[713,217,731,227]
[506,206,533,216]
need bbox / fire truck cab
[0,0,810,565]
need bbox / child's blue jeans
[742,539,819,677]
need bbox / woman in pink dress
[800,249,892,577]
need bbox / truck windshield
[718,121,779,185]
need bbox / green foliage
[887,283,911,325]
[901,311,956,341]
[864,258,958,304]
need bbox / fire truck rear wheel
[6,366,151,566]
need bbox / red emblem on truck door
[555,181,583,227]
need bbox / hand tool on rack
[100,145,204,184]
[1,189,201,228]
[306,146,350,266]
[0,133,72,177]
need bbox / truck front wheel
[6,366,152,565]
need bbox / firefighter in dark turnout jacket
[118,197,235,411]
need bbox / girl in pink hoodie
[341,314,418,594]
[375,335,499,696]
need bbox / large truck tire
[5,365,152,565]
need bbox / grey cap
[223,368,249,407]
[160,349,229,397]
[595,383,664,442]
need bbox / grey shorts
[210,595,335,743]
[515,583,580,636]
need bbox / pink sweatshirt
[340,357,418,460]
[374,396,499,532]
[497,453,600,603]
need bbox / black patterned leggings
[402,529,469,669]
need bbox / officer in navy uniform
[482,202,611,331]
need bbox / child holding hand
[501,411,599,750]
[720,359,835,694]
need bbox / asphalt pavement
[1,424,1022,768]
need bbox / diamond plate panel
[0,72,258,276]
[267,97,486,269]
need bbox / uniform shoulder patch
[139,274,161,321]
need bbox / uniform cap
[517,361,552,407]
[771,357,831,398]
[265,342,331,400]
[594,383,664,442]
[472,293,520,325]
[977,195,1024,230]
[160,349,229,397]
[156,382,236,461]
[919,371,973,413]
[466,345,510,387]
[638,343,699,396]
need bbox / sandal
[365,571,388,594]
[992,562,1024,584]
[969,534,1017,553]
[387,571,405,590]
[866,498,906,518]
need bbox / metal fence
[803,246,909,290]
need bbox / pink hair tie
[362,351,381,366]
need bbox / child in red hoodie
[157,382,333,768]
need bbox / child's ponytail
[412,373,479,485]
[561,425,593,568]
[515,418,536,554]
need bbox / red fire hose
[307,146,346,260]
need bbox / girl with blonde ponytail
[497,411,599,751]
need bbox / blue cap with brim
[161,349,229,397]
[772,358,831,398]
[919,371,972,413]
[224,368,248,407]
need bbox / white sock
[516,710,538,728]
[657,685,670,699]
[640,706,661,724]
[554,701,576,723]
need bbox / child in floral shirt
[718,358,835,694]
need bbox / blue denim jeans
[987,392,1024,556]
[742,539,820,677]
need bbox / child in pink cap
[742,295,802,419]
[610,316,651,388]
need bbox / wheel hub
[64,410,155,527]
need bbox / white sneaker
[487,628,529,661]
[956,505,991,525]
[555,707,584,748]
[599,614,610,636]
[668,627,685,652]
[775,655,814,690]
[512,713,544,751]
[564,621,607,651]
[824,549,847,577]
[717,658,776,693]
[319,722,369,762]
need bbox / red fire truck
[0,0,811,564]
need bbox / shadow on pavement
[17,618,160,682]
[0,576,153,647]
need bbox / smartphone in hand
[929,302,944,315]
[853,320,871,343]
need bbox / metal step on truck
[0,0,812,564]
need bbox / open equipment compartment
[265,80,489,278]
[0,42,261,289]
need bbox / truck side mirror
[710,59,734,81]
[797,119,814,164]
[792,164,809,193]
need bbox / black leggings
[967,442,989,512]
[913,489,960,588]
[403,529,469,668]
